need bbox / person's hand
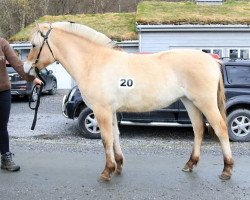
[33,78,42,86]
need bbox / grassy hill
[10,1,250,42]
[9,13,137,42]
[136,0,250,25]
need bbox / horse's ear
[35,21,40,30]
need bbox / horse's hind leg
[112,113,124,175]
[181,98,205,172]
[201,106,233,180]
[94,107,116,181]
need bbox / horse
[24,21,234,181]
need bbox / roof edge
[136,24,250,32]
[116,40,139,47]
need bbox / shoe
[1,152,20,172]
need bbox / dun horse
[24,22,234,181]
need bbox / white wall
[46,62,73,89]
[137,25,250,58]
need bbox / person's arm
[2,38,34,82]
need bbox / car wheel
[48,80,57,95]
[227,109,250,142]
[77,107,101,139]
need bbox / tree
[0,0,144,39]
[0,0,45,38]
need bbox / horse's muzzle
[23,61,36,77]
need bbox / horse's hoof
[182,165,192,172]
[219,173,231,180]
[98,174,111,182]
[115,168,122,175]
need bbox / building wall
[117,40,139,53]
[138,25,250,59]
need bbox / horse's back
[157,49,220,70]
[154,49,221,86]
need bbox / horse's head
[24,21,114,76]
[24,23,56,76]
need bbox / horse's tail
[208,62,227,135]
[217,71,227,123]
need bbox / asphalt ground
[1,90,249,200]
[1,139,250,200]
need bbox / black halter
[34,28,56,65]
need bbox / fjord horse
[24,22,233,181]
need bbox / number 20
[120,79,133,87]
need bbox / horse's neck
[51,30,106,85]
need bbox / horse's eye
[32,44,36,48]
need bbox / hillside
[10,1,250,42]
[10,13,137,42]
[136,1,250,25]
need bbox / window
[229,49,238,59]
[240,49,249,59]
[13,48,30,61]
[41,69,48,75]
[226,65,250,85]
[201,48,223,58]
[213,49,222,58]
[228,49,250,59]
[20,49,30,61]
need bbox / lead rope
[29,67,46,130]
[28,28,54,130]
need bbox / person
[0,37,41,172]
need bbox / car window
[225,65,250,85]
[6,66,16,73]
[41,69,48,75]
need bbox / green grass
[9,13,137,42]
[10,1,250,42]
[136,0,250,25]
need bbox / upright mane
[33,21,116,47]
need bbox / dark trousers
[0,90,10,154]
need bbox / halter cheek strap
[32,27,56,86]
[34,28,56,65]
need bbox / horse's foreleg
[94,107,116,181]
[181,98,205,172]
[112,113,124,175]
